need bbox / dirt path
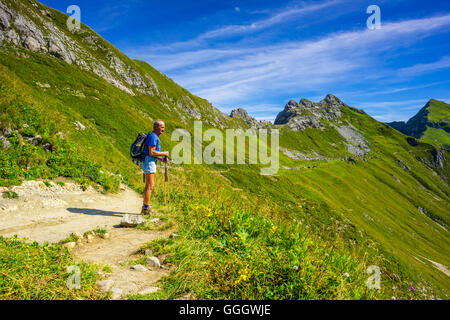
[0,180,173,299]
[72,227,172,299]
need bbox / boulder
[23,36,41,51]
[98,279,113,292]
[146,256,161,268]
[131,264,148,272]
[120,214,146,227]
[0,6,11,30]
[27,135,42,146]
[0,136,10,149]
[2,127,12,137]
[41,142,53,152]
[48,40,72,64]
[6,29,19,45]
[73,121,86,131]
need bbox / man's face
[154,123,165,135]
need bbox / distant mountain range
[387,99,450,148]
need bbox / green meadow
[0,0,449,300]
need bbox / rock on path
[0,180,174,299]
[0,180,142,243]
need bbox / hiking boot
[141,206,153,216]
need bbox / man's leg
[143,173,155,206]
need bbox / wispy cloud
[124,5,450,123]
[362,98,450,122]
[144,14,449,104]
[197,0,344,40]
[371,81,450,95]
[352,99,429,110]
[398,56,450,77]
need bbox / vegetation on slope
[387,99,450,148]
[0,0,448,300]
[0,236,108,299]
[128,167,419,300]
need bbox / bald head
[153,120,166,136]
[154,120,165,129]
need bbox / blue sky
[40,0,450,122]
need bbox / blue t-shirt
[144,132,161,163]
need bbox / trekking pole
[164,156,168,207]
[164,156,168,182]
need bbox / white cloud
[156,15,449,104]
[124,11,450,121]
[197,0,343,40]
[127,0,346,54]
[398,56,450,77]
[352,99,429,110]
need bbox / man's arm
[149,145,169,158]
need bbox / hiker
[141,120,169,215]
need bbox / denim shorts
[141,156,157,174]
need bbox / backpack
[130,132,149,165]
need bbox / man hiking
[141,120,169,215]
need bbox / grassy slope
[427,99,450,124]
[262,104,450,297]
[421,99,450,148]
[0,0,449,299]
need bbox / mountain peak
[230,107,265,128]
[323,94,346,108]
[274,95,344,128]
[387,99,450,146]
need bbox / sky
[40,0,450,122]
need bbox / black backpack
[130,132,149,165]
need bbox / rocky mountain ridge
[272,94,371,157]
[229,108,271,129]
[274,94,365,130]
[387,99,450,144]
[0,0,231,128]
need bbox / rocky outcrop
[229,108,266,128]
[274,94,343,130]
[334,123,370,156]
[0,135,10,149]
[0,0,158,96]
[281,147,329,161]
[273,94,371,156]
[175,95,202,120]
[431,148,445,169]
[402,137,447,178]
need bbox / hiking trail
[0,179,174,299]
